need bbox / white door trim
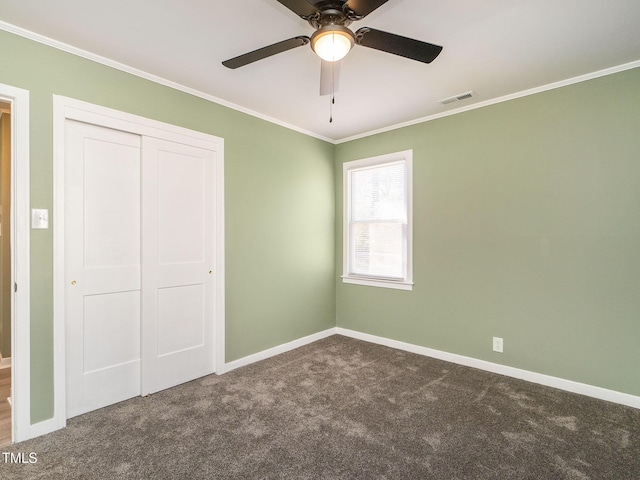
[52,95,225,435]
[0,83,30,443]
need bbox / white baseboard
[20,416,66,443]
[14,326,638,443]
[218,328,337,374]
[0,356,11,369]
[336,327,640,410]
[217,326,639,409]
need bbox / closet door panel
[65,120,142,418]
[157,284,205,356]
[83,292,141,373]
[157,152,206,264]
[141,137,216,395]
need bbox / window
[343,150,413,290]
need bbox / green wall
[335,67,640,397]
[0,29,335,423]
[1,25,639,428]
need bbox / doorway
[64,119,218,418]
[53,96,225,427]
[0,83,30,444]
[0,100,11,446]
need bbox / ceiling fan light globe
[311,27,354,62]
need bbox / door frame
[0,83,30,443]
[52,96,225,431]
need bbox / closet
[64,118,219,418]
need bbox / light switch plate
[32,208,49,229]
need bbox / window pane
[351,162,406,222]
[351,223,404,278]
[343,151,412,289]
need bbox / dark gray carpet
[3,335,639,479]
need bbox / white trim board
[336,328,640,410]
[0,21,333,145]
[21,318,640,441]
[0,82,31,443]
[336,59,640,144]
[2,21,639,146]
[216,327,639,410]
[219,328,337,374]
[52,95,226,438]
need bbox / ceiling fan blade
[355,27,443,64]
[345,0,390,18]
[222,36,310,69]
[320,60,341,96]
[276,0,318,18]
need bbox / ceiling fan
[222,0,443,97]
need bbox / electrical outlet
[493,336,504,353]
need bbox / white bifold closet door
[65,120,215,418]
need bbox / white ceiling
[1,0,640,142]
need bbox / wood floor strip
[0,367,11,447]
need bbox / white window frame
[342,150,413,290]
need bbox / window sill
[341,276,413,291]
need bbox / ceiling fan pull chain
[329,60,334,123]
[329,94,333,123]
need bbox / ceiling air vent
[438,91,476,106]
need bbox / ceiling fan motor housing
[308,3,357,62]
[307,3,355,28]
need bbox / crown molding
[335,59,640,144]
[0,21,334,144]
[2,20,639,146]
